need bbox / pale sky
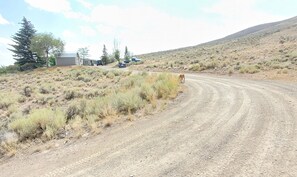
[0,0,296,66]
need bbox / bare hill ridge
[135,16,297,80]
[211,16,297,44]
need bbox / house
[56,53,80,66]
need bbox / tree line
[7,17,133,72]
[78,41,132,66]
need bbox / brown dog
[179,74,185,83]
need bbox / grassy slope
[134,16,297,80]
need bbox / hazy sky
[0,0,296,66]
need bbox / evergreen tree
[114,49,120,63]
[124,46,130,62]
[113,39,120,63]
[9,17,36,66]
[101,45,108,65]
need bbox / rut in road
[0,74,297,177]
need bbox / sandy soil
[0,74,297,177]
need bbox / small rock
[2,132,18,143]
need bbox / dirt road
[1,74,297,177]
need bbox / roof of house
[58,53,78,58]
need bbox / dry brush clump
[0,92,19,110]
[9,108,66,140]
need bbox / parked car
[131,57,141,62]
[124,59,131,63]
[118,62,126,68]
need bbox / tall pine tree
[101,45,108,65]
[9,17,36,66]
[124,46,130,62]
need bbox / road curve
[1,74,297,177]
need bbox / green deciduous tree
[78,47,89,60]
[31,33,64,67]
[78,47,89,65]
[9,17,36,66]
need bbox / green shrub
[86,97,116,118]
[77,76,91,82]
[189,64,201,71]
[111,70,121,76]
[66,99,87,120]
[139,83,155,102]
[9,108,66,140]
[106,71,115,79]
[290,51,297,59]
[0,65,19,75]
[153,74,180,99]
[113,89,145,113]
[228,68,233,75]
[64,89,83,100]
[122,75,144,89]
[102,70,109,76]
[18,96,26,103]
[205,60,219,69]
[22,85,33,97]
[271,63,283,69]
[246,66,259,74]
[190,60,199,64]
[64,90,75,100]
[239,65,259,74]
[39,84,53,94]
[0,92,18,109]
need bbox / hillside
[135,16,297,80]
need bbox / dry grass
[9,108,66,140]
[0,66,181,157]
